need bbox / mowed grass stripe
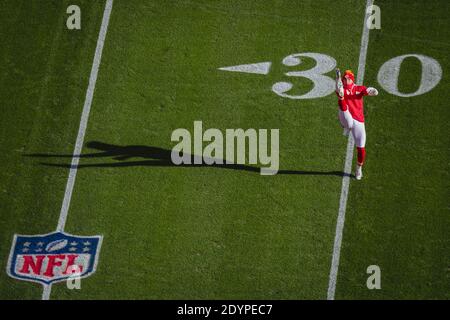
[336,0,450,299]
[0,0,106,299]
[328,0,373,300]
[42,0,114,300]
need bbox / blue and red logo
[7,231,102,285]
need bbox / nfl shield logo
[7,231,102,285]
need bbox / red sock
[338,98,347,111]
[357,147,366,166]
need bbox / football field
[0,0,448,300]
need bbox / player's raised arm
[335,68,344,99]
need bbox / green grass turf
[49,0,365,299]
[336,0,450,299]
[0,0,448,300]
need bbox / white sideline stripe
[327,0,373,300]
[41,0,114,301]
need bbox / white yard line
[41,0,114,300]
[327,0,373,300]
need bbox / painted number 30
[272,52,442,99]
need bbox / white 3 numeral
[272,53,336,99]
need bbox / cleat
[355,164,363,180]
[343,128,350,136]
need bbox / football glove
[366,87,379,96]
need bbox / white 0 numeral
[377,54,442,97]
[272,53,336,99]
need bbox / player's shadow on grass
[26,141,351,177]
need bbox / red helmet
[343,70,355,82]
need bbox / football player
[335,69,378,180]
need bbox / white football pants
[338,110,366,148]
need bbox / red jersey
[343,84,368,122]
